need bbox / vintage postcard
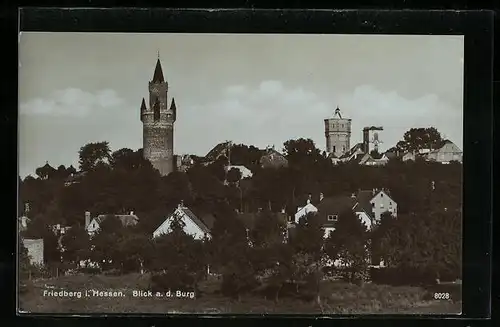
[18,32,463,314]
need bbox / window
[389,201,392,205]
[333,146,336,152]
[380,203,384,208]
[372,203,375,207]
[381,193,383,197]
[327,214,338,222]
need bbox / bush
[221,270,259,301]
[150,270,197,293]
[370,266,437,286]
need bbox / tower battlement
[324,107,351,157]
[140,56,177,176]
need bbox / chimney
[281,207,286,214]
[363,129,370,153]
[129,211,134,215]
[351,193,356,199]
[372,188,376,196]
[24,202,30,216]
[178,200,184,208]
[319,193,324,202]
[85,211,91,229]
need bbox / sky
[18,33,464,178]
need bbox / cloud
[20,88,124,117]
[177,81,462,155]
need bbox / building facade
[324,107,352,158]
[140,56,177,176]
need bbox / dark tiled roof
[179,207,211,234]
[355,190,375,217]
[260,149,288,168]
[205,142,230,161]
[383,151,397,159]
[317,196,357,217]
[152,58,165,83]
[340,143,363,159]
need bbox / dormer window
[327,214,338,222]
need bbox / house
[339,143,365,163]
[402,151,416,162]
[21,238,44,266]
[152,202,215,240]
[290,189,397,237]
[175,154,195,172]
[205,141,231,163]
[225,165,253,179]
[425,140,462,164]
[355,188,397,222]
[18,216,31,232]
[259,146,288,169]
[294,199,319,223]
[85,211,139,236]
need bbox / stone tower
[140,56,177,176]
[324,106,351,158]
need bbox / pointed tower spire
[152,55,165,83]
[140,97,147,121]
[170,97,177,121]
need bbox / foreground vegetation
[18,127,462,314]
[19,273,461,314]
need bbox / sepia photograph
[18,32,463,314]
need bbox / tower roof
[152,58,165,83]
[333,106,343,119]
[170,97,176,110]
[140,98,147,110]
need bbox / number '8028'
[433,292,450,300]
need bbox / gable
[153,207,211,239]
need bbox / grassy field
[18,273,462,314]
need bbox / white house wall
[153,209,208,240]
[294,203,318,223]
[370,191,397,221]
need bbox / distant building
[259,146,288,169]
[175,154,195,172]
[18,216,30,233]
[85,211,139,236]
[294,199,319,223]
[140,56,177,176]
[289,188,398,237]
[152,202,215,240]
[425,140,463,164]
[205,141,231,163]
[324,107,352,158]
[22,238,44,266]
[225,165,253,179]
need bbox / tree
[226,167,242,184]
[19,237,31,280]
[394,127,444,153]
[326,212,369,285]
[78,141,112,172]
[60,225,90,266]
[150,213,207,292]
[283,138,325,168]
[289,213,326,307]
